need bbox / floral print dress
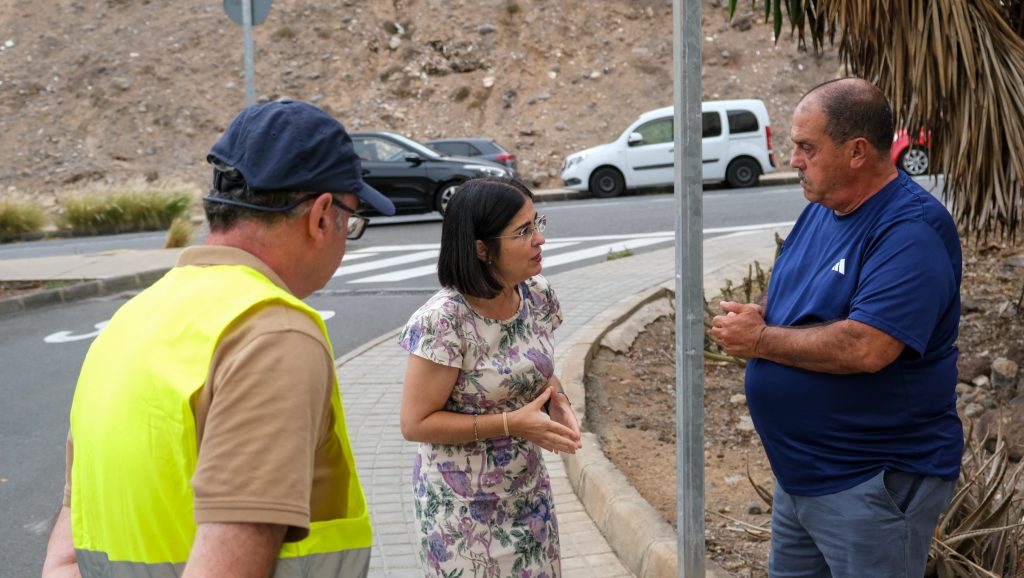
[398,275,563,578]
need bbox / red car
[892,129,932,176]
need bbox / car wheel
[589,167,625,198]
[435,180,463,214]
[899,146,929,176]
[725,158,761,188]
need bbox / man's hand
[710,301,766,359]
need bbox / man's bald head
[797,78,894,154]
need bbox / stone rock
[736,414,755,432]
[482,76,495,88]
[388,36,401,50]
[731,14,753,31]
[554,122,567,131]
[110,77,131,91]
[1001,253,1024,269]
[973,374,991,389]
[961,295,982,313]
[962,402,986,418]
[991,357,1019,390]
[958,355,990,384]
[477,23,496,34]
[527,172,547,187]
[729,393,746,405]
[747,501,763,515]
[978,395,1024,460]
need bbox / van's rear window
[727,110,759,134]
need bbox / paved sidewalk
[338,227,789,577]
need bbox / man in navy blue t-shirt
[711,78,962,578]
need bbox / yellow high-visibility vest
[69,264,371,576]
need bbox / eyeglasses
[490,214,547,241]
[203,192,370,240]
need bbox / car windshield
[385,133,443,159]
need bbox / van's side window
[727,110,760,134]
[702,112,722,138]
[634,118,673,146]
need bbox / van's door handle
[668,148,674,153]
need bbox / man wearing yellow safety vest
[42,99,396,577]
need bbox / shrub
[273,26,296,41]
[0,198,45,240]
[927,422,1024,577]
[164,216,194,248]
[703,232,783,366]
[58,183,193,235]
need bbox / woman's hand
[545,376,582,451]
[509,387,581,454]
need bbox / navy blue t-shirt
[746,171,963,496]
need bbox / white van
[560,99,776,197]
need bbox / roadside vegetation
[164,216,195,249]
[57,182,194,236]
[0,198,46,241]
[0,182,198,243]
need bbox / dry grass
[57,179,196,235]
[164,216,194,249]
[0,198,45,240]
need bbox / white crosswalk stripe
[348,241,582,284]
[333,235,676,285]
[332,249,439,278]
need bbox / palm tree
[733,0,1024,238]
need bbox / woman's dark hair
[437,177,534,298]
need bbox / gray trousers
[769,470,956,578]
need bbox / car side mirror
[403,153,424,165]
[627,132,644,146]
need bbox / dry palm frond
[732,0,1024,239]
[706,508,772,540]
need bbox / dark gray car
[425,137,519,178]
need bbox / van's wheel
[725,158,761,188]
[589,167,625,198]
[435,180,463,214]
[899,147,929,176]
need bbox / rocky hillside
[0,0,838,210]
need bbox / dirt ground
[586,235,1024,577]
[0,0,838,207]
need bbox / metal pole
[242,0,256,106]
[673,0,704,575]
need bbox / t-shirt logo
[831,258,846,275]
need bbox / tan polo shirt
[65,245,349,541]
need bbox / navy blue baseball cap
[207,99,395,215]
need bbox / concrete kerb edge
[557,286,731,578]
[0,268,171,318]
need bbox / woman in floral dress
[399,178,582,578]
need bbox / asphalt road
[0,182,835,575]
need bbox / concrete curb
[557,285,731,578]
[0,268,170,318]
